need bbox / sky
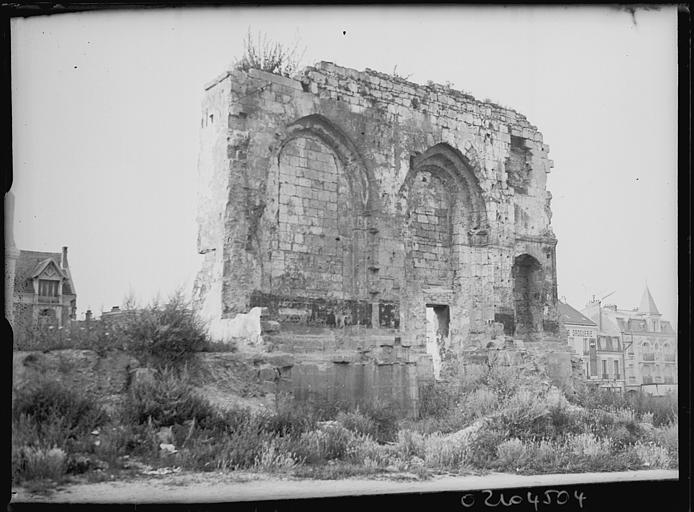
[9,6,678,326]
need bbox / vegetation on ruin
[11,293,679,490]
[12,340,679,491]
[233,28,306,78]
[13,290,234,363]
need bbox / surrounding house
[582,286,676,396]
[558,300,623,391]
[12,246,77,330]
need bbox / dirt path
[12,469,678,504]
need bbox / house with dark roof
[582,286,676,396]
[12,246,77,331]
[558,300,624,391]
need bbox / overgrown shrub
[524,439,573,473]
[423,432,469,469]
[485,363,522,399]
[357,402,400,442]
[122,292,208,368]
[467,429,508,468]
[494,389,553,441]
[263,404,318,437]
[296,423,356,463]
[458,364,488,393]
[633,441,671,469]
[653,421,678,458]
[570,387,677,427]
[336,410,378,439]
[464,387,500,420]
[567,433,612,457]
[629,393,678,427]
[234,28,305,78]
[418,382,459,419]
[13,321,126,354]
[13,380,108,446]
[346,434,392,468]
[12,446,67,483]
[496,438,529,469]
[394,429,427,459]
[122,367,218,427]
[252,439,299,472]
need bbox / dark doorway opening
[425,304,450,380]
[512,254,543,339]
[426,304,450,341]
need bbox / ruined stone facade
[194,62,561,410]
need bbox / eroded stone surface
[193,62,563,413]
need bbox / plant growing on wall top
[234,28,306,78]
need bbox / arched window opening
[273,134,355,299]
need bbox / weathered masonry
[194,62,561,412]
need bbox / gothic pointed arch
[281,114,373,211]
[268,114,375,300]
[400,142,489,244]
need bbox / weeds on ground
[12,351,679,489]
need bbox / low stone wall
[13,349,139,399]
[286,359,419,417]
[11,348,421,418]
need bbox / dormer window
[39,279,59,297]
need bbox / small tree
[122,290,208,368]
[234,28,306,78]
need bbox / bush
[418,383,459,419]
[467,429,508,469]
[485,364,522,399]
[634,441,671,469]
[525,439,573,473]
[496,438,529,469]
[494,389,553,441]
[569,386,629,411]
[346,434,392,468]
[394,429,427,459]
[336,410,378,439]
[122,367,218,427]
[464,387,500,420]
[423,432,469,469]
[357,402,399,442]
[629,393,678,427]
[122,291,208,368]
[296,423,356,463]
[174,410,277,471]
[653,421,678,458]
[13,380,108,448]
[263,405,317,437]
[252,439,299,472]
[13,321,127,354]
[12,446,67,483]
[458,364,488,393]
[567,433,611,457]
[234,28,305,78]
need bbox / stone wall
[12,348,419,418]
[13,350,140,412]
[193,62,562,400]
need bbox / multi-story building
[582,286,676,396]
[559,300,623,391]
[11,246,77,330]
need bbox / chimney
[111,306,120,313]
[61,246,68,269]
[85,310,93,321]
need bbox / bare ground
[11,469,678,504]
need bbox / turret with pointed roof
[638,285,661,317]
